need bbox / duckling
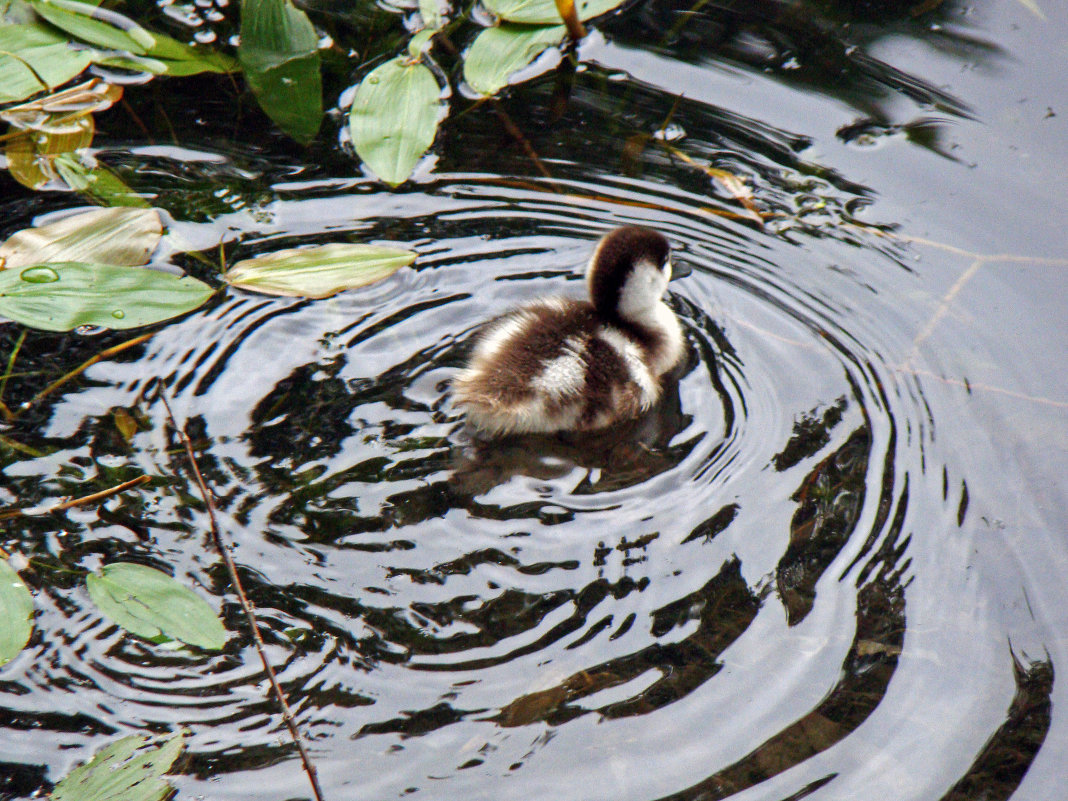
[452,226,686,436]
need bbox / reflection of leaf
[0,559,34,667]
[5,117,94,190]
[0,23,94,103]
[238,0,323,143]
[52,153,149,207]
[28,0,155,54]
[0,262,214,332]
[224,243,416,298]
[484,0,621,24]
[51,732,185,801]
[86,563,227,649]
[463,24,566,96]
[0,207,163,270]
[349,56,443,186]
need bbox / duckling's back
[452,297,664,435]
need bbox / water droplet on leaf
[112,310,126,319]
[20,266,59,284]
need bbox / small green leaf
[52,153,149,207]
[349,56,443,186]
[0,559,33,667]
[0,208,163,270]
[238,0,323,143]
[86,563,226,650]
[51,731,185,801]
[407,28,435,59]
[28,0,155,54]
[0,262,213,332]
[463,24,565,96]
[418,0,444,29]
[224,242,416,298]
[0,23,93,103]
[143,32,240,75]
[483,0,622,24]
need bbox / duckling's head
[586,226,673,323]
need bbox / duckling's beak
[668,260,692,280]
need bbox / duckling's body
[453,226,685,436]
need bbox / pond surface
[1,0,1066,799]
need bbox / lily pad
[86,563,227,650]
[463,24,566,96]
[0,559,33,667]
[483,0,622,25]
[238,0,323,143]
[224,242,416,298]
[0,207,163,270]
[51,732,185,801]
[0,262,213,332]
[349,56,443,186]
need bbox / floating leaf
[463,24,565,96]
[86,563,226,649]
[0,559,33,667]
[0,208,162,270]
[51,732,185,801]
[224,242,416,298]
[0,78,122,129]
[141,31,240,75]
[483,0,622,24]
[0,262,213,332]
[238,0,323,143]
[349,56,442,186]
[28,0,155,54]
[0,23,94,103]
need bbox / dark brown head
[585,226,673,321]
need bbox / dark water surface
[1,1,1066,799]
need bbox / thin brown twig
[157,390,326,801]
[0,475,150,521]
[24,331,155,411]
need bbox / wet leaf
[224,242,415,298]
[0,23,94,103]
[349,56,442,186]
[142,31,240,75]
[113,407,138,441]
[418,0,444,29]
[51,731,185,801]
[0,208,163,270]
[0,559,33,667]
[463,23,565,96]
[483,0,621,25]
[86,563,226,649]
[0,262,213,332]
[238,0,323,143]
[0,78,122,129]
[28,0,155,55]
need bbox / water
[0,1,1066,799]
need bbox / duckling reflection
[453,226,688,436]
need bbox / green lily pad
[483,0,622,25]
[463,23,566,96]
[224,242,416,298]
[349,56,443,186]
[86,563,227,650]
[51,732,185,801]
[0,207,163,270]
[0,262,213,332]
[238,0,323,143]
[0,559,33,667]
